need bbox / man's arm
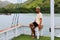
[40,18,42,25]
[38,18,42,30]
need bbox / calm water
[0,13,60,36]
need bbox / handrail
[54,26,60,29]
[0,24,23,40]
[0,24,22,34]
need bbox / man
[29,6,43,38]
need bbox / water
[0,13,60,36]
[55,14,60,26]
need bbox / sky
[0,0,28,3]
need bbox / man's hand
[38,18,43,31]
[38,25,42,31]
[38,25,41,31]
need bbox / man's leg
[35,27,40,39]
[29,23,36,38]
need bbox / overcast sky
[0,0,28,3]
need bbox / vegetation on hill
[0,0,60,13]
[54,0,60,13]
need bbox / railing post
[40,29,43,36]
[15,28,18,37]
[50,0,54,40]
[5,32,8,40]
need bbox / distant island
[0,0,60,13]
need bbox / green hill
[54,0,60,13]
[0,0,60,13]
[22,0,50,8]
[19,0,50,13]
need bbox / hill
[0,1,11,8]
[0,0,60,13]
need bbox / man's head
[36,6,40,13]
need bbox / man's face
[35,8,40,13]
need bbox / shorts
[33,22,38,27]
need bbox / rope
[11,14,19,27]
[11,14,15,27]
[16,14,19,26]
[11,0,20,27]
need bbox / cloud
[0,0,6,1]
[0,0,17,3]
[0,0,28,3]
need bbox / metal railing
[0,24,23,40]
[0,24,51,40]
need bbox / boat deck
[12,34,50,40]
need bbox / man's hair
[36,6,40,9]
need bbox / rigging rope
[11,14,19,27]
[11,0,21,27]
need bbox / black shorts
[33,22,38,27]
